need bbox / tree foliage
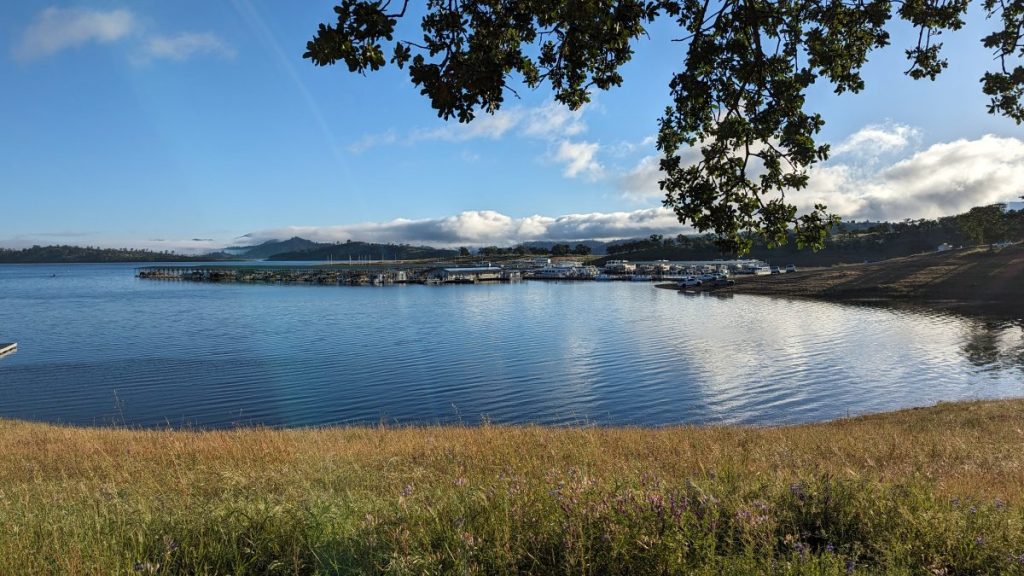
[551,243,572,256]
[305,0,1024,254]
[0,245,234,264]
[957,203,1012,246]
[604,204,1024,263]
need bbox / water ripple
[0,264,1022,428]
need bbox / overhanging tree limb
[304,0,1023,254]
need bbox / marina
[135,258,773,286]
[136,264,521,285]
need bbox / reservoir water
[0,263,1021,428]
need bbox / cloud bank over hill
[799,134,1024,221]
[238,208,688,248]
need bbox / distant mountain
[0,245,237,264]
[228,237,322,259]
[267,240,457,261]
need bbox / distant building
[432,266,521,283]
[604,260,636,274]
[533,264,599,279]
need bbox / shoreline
[661,244,1024,321]
[3,396,1021,433]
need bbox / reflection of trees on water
[961,321,1024,371]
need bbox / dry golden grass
[2,399,1023,574]
[4,399,1021,499]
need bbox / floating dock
[0,342,16,356]
[136,265,522,286]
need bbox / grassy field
[2,400,1024,574]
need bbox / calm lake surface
[1,263,1021,428]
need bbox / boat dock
[136,265,522,286]
[0,342,17,356]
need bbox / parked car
[771,266,782,274]
[714,278,735,287]
[786,264,797,273]
[678,277,703,288]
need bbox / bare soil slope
[715,244,1024,319]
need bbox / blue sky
[1,1,1022,251]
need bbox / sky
[1,1,1022,251]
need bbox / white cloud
[521,102,586,139]
[554,140,604,180]
[352,101,597,178]
[13,7,233,64]
[13,7,137,61]
[240,208,688,247]
[2,211,687,251]
[617,130,1023,223]
[401,102,587,145]
[410,110,520,142]
[618,155,662,200]
[142,32,235,62]
[347,129,398,153]
[607,134,657,158]
[798,134,1024,220]
[618,145,703,201]
[832,122,920,158]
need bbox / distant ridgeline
[596,204,1024,267]
[232,237,458,261]
[267,243,457,261]
[0,245,236,264]
[6,203,1020,264]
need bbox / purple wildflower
[790,482,806,499]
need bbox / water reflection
[0,264,1021,428]
[961,321,1024,372]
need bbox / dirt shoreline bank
[661,244,1024,321]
